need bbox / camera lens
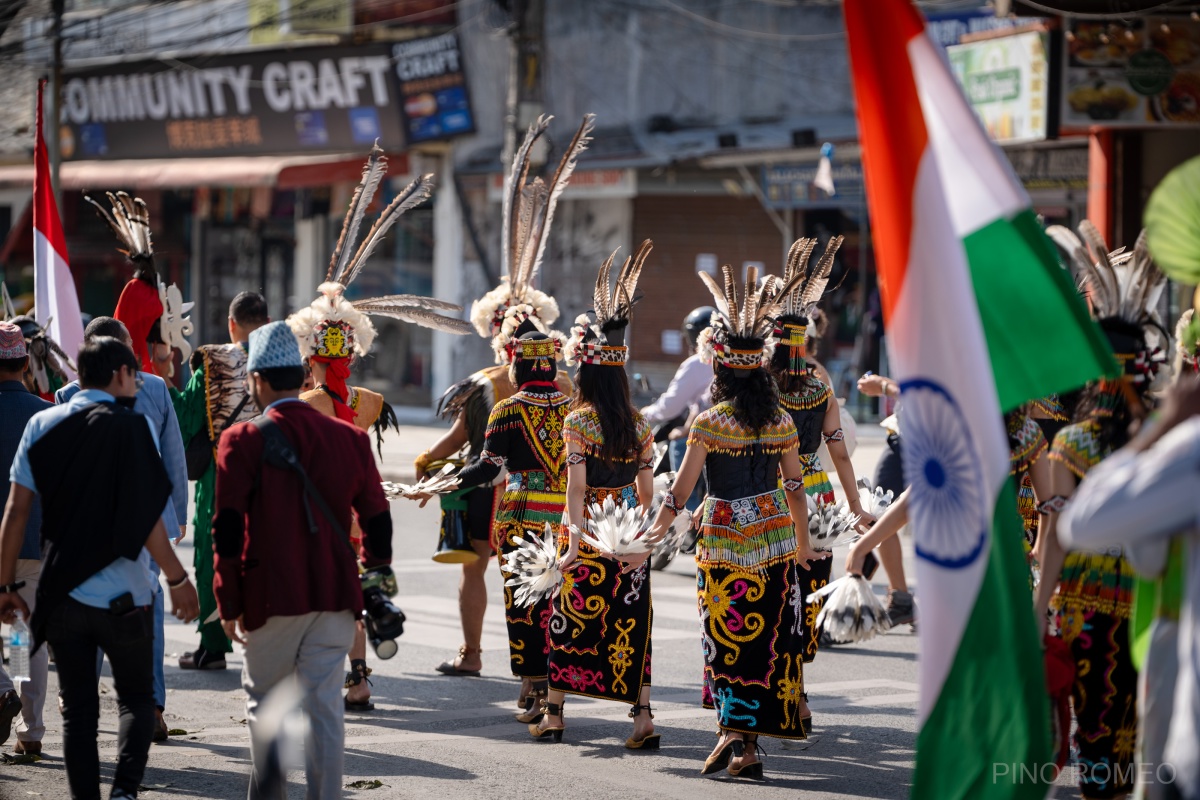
[372,638,398,660]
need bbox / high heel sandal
[514,689,547,724]
[701,730,739,775]
[727,734,764,780]
[624,703,660,750]
[800,691,812,737]
[529,701,565,742]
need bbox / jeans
[47,597,156,800]
[668,439,705,512]
[94,567,165,710]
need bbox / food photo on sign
[391,33,475,144]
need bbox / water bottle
[9,611,30,684]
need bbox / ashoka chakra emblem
[899,379,987,569]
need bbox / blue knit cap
[247,321,303,372]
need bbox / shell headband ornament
[695,260,807,373]
[470,113,596,356]
[565,240,652,368]
[1046,221,1166,385]
[512,335,565,373]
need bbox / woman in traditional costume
[452,328,572,722]
[762,236,875,734]
[649,264,827,779]
[289,147,472,710]
[1035,222,1164,799]
[527,242,658,746]
[422,114,588,681]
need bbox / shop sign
[60,44,409,160]
[926,9,1023,50]
[1061,17,1200,127]
[949,31,1052,145]
[760,162,864,210]
[487,169,637,201]
[392,33,476,143]
[1007,146,1089,191]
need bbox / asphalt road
[0,424,1082,799]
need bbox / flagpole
[48,0,65,206]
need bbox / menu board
[949,31,1051,144]
[1062,17,1200,127]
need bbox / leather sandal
[624,703,660,750]
[701,730,739,775]
[514,688,547,724]
[344,659,374,712]
[529,701,565,742]
[800,691,813,737]
[435,645,482,677]
[728,734,764,780]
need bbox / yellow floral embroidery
[775,654,804,731]
[608,618,636,697]
[700,568,766,666]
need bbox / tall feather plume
[522,114,596,291]
[741,264,760,333]
[1118,229,1165,326]
[593,248,617,322]
[698,271,731,319]
[722,265,741,333]
[351,297,473,335]
[1078,221,1122,317]
[607,239,652,324]
[328,145,387,284]
[798,235,845,312]
[501,115,553,286]
[85,191,156,281]
[340,174,435,288]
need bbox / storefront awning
[0,152,408,190]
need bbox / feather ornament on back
[808,575,893,642]
[502,524,565,608]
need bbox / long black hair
[768,348,825,396]
[711,364,779,432]
[573,364,639,463]
[1071,317,1151,453]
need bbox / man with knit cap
[212,321,393,799]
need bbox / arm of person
[780,447,826,571]
[1060,415,1200,553]
[646,439,706,542]
[452,415,507,491]
[0,484,34,620]
[846,490,909,575]
[211,424,259,641]
[416,414,470,479]
[1027,448,1053,554]
[561,442,586,569]
[155,379,190,539]
[857,373,899,399]
[143,518,199,622]
[1032,461,1077,636]
[641,358,708,425]
[354,430,393,569]
[821,399,871,525]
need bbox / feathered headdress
[84,191,156,283]
[1046,222,1166,386]
[694,262,804,372]
[767,236,844,376]
[471,114,596,359]
[564,240,652,367]
[289,146,472,361]
[9,314,75,395]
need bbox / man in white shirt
[1061,377,1200,800]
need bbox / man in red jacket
[212,321,392,799]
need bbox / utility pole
[48,0,65,206]
[499,0,524,180]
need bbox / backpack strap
[253,415,357,560]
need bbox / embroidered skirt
[1051,550,1136,620]
[547,484,652,704]
[1054,608,1138,799]
[495,470,566,679]
[796,451,834,662]
[698,558,807,739]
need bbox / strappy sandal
[800,691,812,737]
[435,645,482,677]
[529,701,565,742]
[514,687,548,724]
[728,734,765,780]
[624,703,660,750]
[344,659,374,712]
[701,730,739,775]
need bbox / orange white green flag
[842,0,1117,797]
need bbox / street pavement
[0,421,1081,799]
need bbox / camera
[361,567,405,660]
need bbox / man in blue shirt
[0,336,198,800]
[0,323,50,753]
[57,316,188,743]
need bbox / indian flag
[842,1,1117,798]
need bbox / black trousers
[45,597,155,800]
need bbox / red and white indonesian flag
[843,1,1116,797]
[33,79,83,368]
